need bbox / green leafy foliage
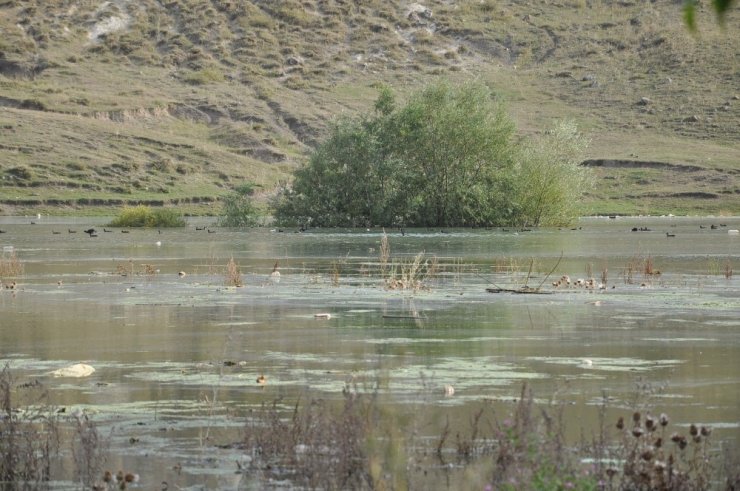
[219,183,260,227]
[513,121,591,227]
[273,81,590,228]
[108,205,186,227]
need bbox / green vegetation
[218,183,260,227]
[274,81,590,227]
[108,205,186,227]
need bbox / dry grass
[0,364,60,486]
[385,252,438,292]
[0,251,23,279]
[225,257,242,287]
[243,383,406,490]
[242,382,740,489]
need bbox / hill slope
[1,0,738,216]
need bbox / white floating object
[728,229,739,235]
[178,271,186,277]
[314,313,331,319]
[52,363,95,378]
[443,384,455,396]
[155,241,162,247]
[582,358,593,367]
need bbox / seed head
[641,449,654,461]
[689,424,698,436]
[659,413,670,427]
[654,437,663,448]
[616,416,624,430]
[632,427,644,438]
[700,426,712,437]
[633,411,641,424]
[645,415,656,431]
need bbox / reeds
[243,383,406,490]
[623,253,660,284]
[0,251,23,279]
[225,257,242,287]
[0,364,60,486]
[385,252,437,291]
[379,229,390,276]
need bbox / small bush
[108,205,186,227]
[218,183,260,227]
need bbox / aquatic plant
[71,412,108,489]
[243,382,408,490]
[108,205,186,228]
[385,252,437,291]
[0,364,60,486]
[224,257,243,287]
[0,251,23,280]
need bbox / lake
[1,215,738,489]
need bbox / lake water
[1,216,738,488]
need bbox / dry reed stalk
[644,254,655,275]
[379,230,390,276]
[0,251,23,278]
[330,261,341,287]
[225,257,242,287]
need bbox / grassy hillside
[0,0,738,216]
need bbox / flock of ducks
[552,275,607,290]
[93,470,139,490]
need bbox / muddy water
[1,216,738,489]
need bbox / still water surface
[1,216,738,488]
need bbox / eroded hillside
[1,0,738,215]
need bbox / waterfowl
[666,232,675,237]
[207,228,216,233]
[68,229,77,233]
[256,374,267,386]
[52,230,61,234]
[270,261,280,281]
[121,230,129,233]
[443,384,455,396]
[104,228,112,232]
[84,228,96,235]
[0,230,5,233]
[178,271,187,277]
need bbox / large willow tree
[273,80,589,228]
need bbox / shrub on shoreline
[108,205,186,227]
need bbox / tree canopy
[273,80,590,228]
